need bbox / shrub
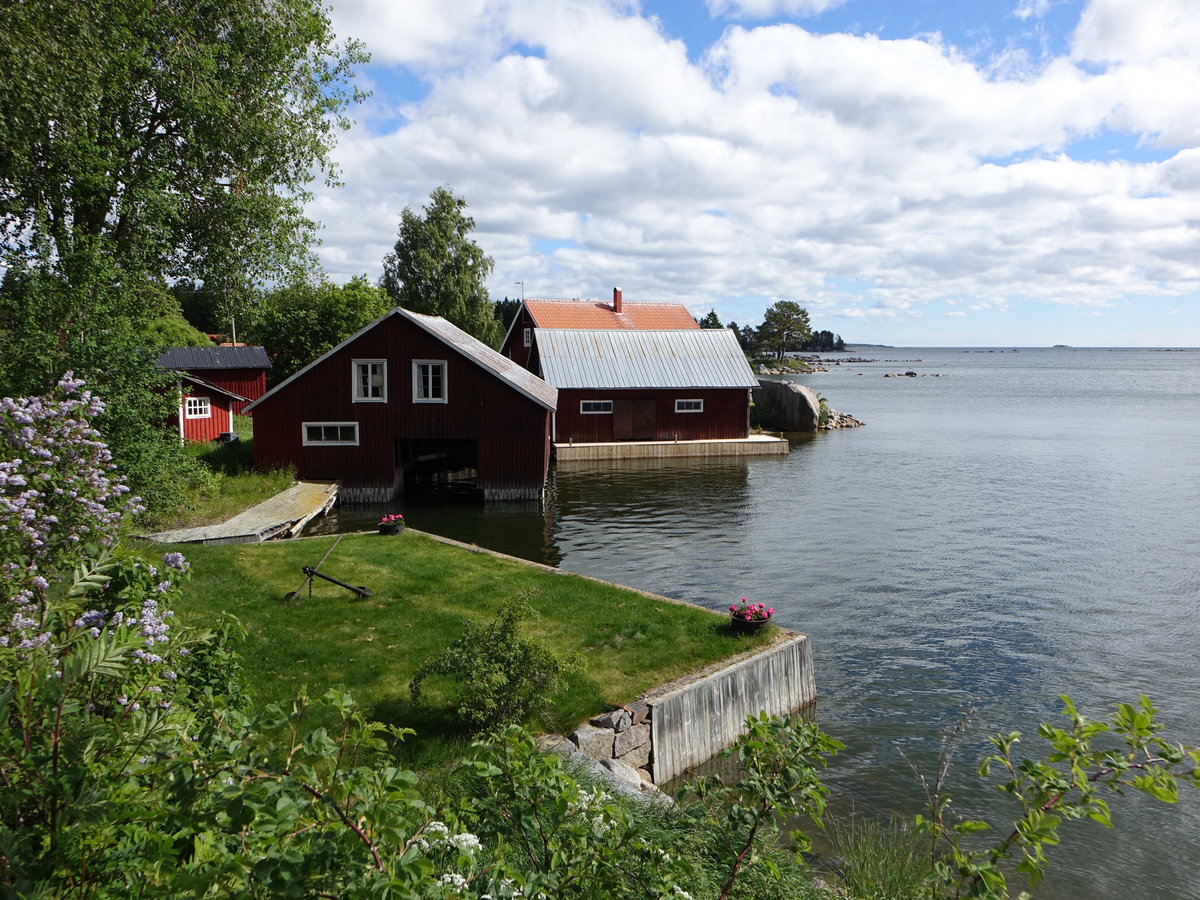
[409,595,574,734]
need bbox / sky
[310,0,1200,346]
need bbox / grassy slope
[168,530,772,756]
[142,416,294,531]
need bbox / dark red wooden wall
[251,314,552,500]
[201,368,267,415]
[500,306,538,370]
[554,388,749,443]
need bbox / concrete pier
[555,433,788,462]
[645,632,816,784]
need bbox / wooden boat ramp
[143,480,338,546]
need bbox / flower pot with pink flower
[378,513,405,535]
[728,598,774,634]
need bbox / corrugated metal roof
[402,310,558,410]
[525,299,699,330]
[535,328,758,389]
[158,346,271,370]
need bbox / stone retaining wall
[559,632,816,790]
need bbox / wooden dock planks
[142,480,339,545]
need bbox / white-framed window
[580,400,613,414]
[413,360,448,403]
[302,422,359,446]
[675,398,704,413]
[353,359,387,402]
[523,327,532,348]
[184,396,211,419]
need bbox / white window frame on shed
[523,327,532,348]
[184,396,212,419]
[352,359,387,402]
[675,398,704,413]
[412,360,448,404]
[302,422,360,446]
[580,400,614,414]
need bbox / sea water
[316,346,1200,898]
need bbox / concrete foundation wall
[647,633,816,784]
[555,435,787,462]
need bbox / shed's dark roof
[157,346,271,371]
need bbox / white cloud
[1013,0,1053,21]
[704,0,846,20]
[310,0,1200,336]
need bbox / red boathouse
[244,308,558,501]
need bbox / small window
[184,396,211,419]
[302,422,359,446]
[675,399,704,413]
[353,359,386,402]
[523,327,532,348]
[580,400,613,414]
[413,360,447,403]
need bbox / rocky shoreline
[752,379,863,431]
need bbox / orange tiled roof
[524,299,699,331]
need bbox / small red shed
[157,345,271,415]
[176,375,248,443]
[244,308,558,502]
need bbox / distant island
[1053,344,1071,348]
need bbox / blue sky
[313,0,1200,346]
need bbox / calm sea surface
[313,347,1200,899]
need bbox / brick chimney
[613,287,623,314]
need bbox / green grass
[143,415,295,531]
[167,531,774,757]
[823,815,928,900]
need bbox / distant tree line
[698,303,846,359]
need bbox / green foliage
[684,713,844,899]
[818,395,831,427]
[494,297,522,330]
[248,275,392,383]
[457,727,692,898]
[801,330,846,352]
[409,596,575,734]
[380,187,503,347]
[0,0,366,289]
[0,0,366,517]
[143,312,214,349]
[699,309,724,328]
[915,695,1200,899]
[756,301,812,362]
[824,815,926,900]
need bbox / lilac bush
[0,373,142,650]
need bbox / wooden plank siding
[500,305,539,370]
[555,388,750,443]
[180,384,234,443]
[251,315,552,501]
[202,368,267,415]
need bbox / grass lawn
[166,530,773,758]
[141,415,295,531]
